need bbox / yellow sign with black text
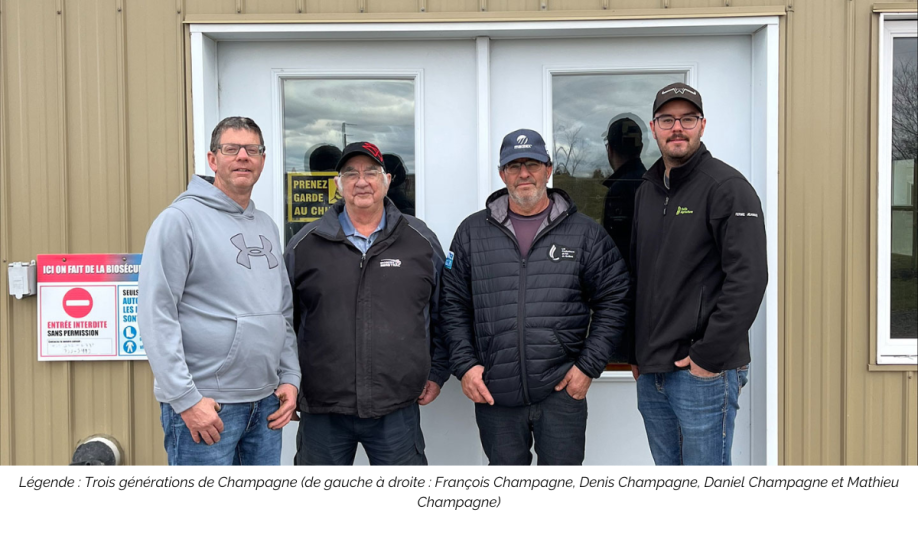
[286,171,341,223]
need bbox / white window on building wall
[877,15,917,365]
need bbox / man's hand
[418,380,442,406]
[554,365,592,400]
[460,365,494,405]
[674,356,718,378]
[267,383,298,430]
[180,397,224,445]
[631,365,640,381]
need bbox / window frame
[876,14,918,366]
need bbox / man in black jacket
[440,128,630,465]
[631,83,767,465]
[285,141,449,465]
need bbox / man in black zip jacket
[440,128,630,465]
[630,83,767,465]
[285,142,449,465]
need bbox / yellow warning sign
[286,171,342,223]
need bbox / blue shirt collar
[339,206,386,239]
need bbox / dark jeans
[295,403,427,465]
[474,389,588,465]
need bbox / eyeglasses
[215,143,266,156]
[340,169,385,182]
[503,160,545,175]
[653,115,702,130]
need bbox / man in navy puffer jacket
[440,128,631,465]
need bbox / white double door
[214,33,758,465]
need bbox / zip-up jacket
[440,189,630,407]
[630,143,768,373]
[285,198,449,419]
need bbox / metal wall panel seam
[840,0,857,466]
[781,0,795,464]
[116,0,135,465]
[776,11,787,466]
[0,0,14,466]
[56,0,74,463]
[903,372,911,463]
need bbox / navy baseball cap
[336,141,385,172]
[652,82,704,116]
[499,129,551,168]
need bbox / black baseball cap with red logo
[652,82,704,116]
[336,141,386,172]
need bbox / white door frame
[189,16,780,465]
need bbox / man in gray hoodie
[139,117,300,465]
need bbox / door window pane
[282,78,416,243]
[889,37,917,339]
[552,72,683,367]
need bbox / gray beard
[508,188,548,214]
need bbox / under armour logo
[662,87,697,96]
[230,234,278,269]
[516,135,528,144]
[362,142,382,161]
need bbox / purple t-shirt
[508,201,552,258]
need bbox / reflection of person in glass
[285,141,449,465]
[602,114,646,269]
[383,153,414,216]
[305,143,342,173]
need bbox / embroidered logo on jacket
[379,259,402,268]
[548,244,577,262]
[230,234,278,269]
[675,206,694,216]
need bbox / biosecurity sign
[37,254,145,361]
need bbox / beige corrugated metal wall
[0,0,915,465]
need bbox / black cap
[652,83,704,116]
[499,128,551,167]
[335,141,385,172]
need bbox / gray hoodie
[139,175,300,413]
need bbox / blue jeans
[295,403,427,465]
[637,366,749,465]
[475,389,588,465]
[161,393,282,465]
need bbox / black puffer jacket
[440,189,630,407]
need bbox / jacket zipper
[663,195,669,216]
[487,208,569,406]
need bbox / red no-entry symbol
[62,288,93,318]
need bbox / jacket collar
[485,187,576,226]
[644,142,711,191]
[313,197,403,241]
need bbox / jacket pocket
[693,285,705,338]
[215,312,285,391]
[551,328,581,360]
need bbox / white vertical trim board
[476,37,491,209]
